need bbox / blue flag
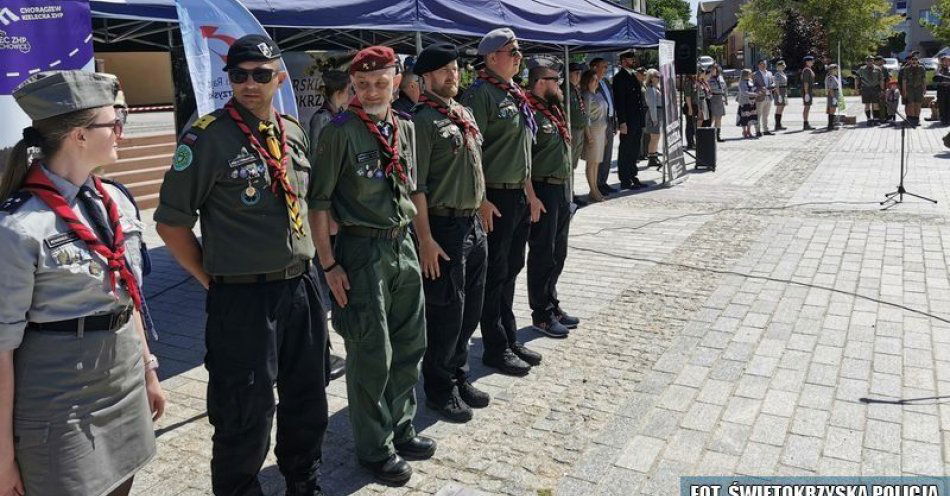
[174,0,297,118]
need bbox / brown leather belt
[485,182,523,190]
[532,177,567,185]
[213,259,309,284]
[429,207,477,217]
[27,306,133,333]
[340,225,408,240]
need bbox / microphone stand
[881,110,937,209]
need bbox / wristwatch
[145,354,159,372]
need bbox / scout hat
[478,28,517,56]
[14,70,125,121]
[619,50,637,61]
[525,55,562,72]
[350,46,399,74]
[568,62,587,73]
[223,34,282,71]
[413,43,459,76]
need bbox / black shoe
[360,454,412,485]
[457,381,491,408]
[533,318,570,339]
[394,436,437,460]
[755,131,762,137]
[328,354,346,381]
[763,131,774,135]
[605,185,619,193]
[555,307,580,329]
[426,389,472,423]
[483,348,531,376]
[510,342,542,366]
[573,196,588,208]
[285,479,326,496]
[629,178,645,189]
[803,123,814,130]
[597,184,611,196]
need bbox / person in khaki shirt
[801,55,816,130]
[309,45,434,486]
[153,35,328,496]
[409,43,491,424]
[460,27,545,377]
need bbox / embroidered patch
[173,144,193,171]
[44,231,80,250]
[356,150,380,163]
[331,112,351,126]
[0,191,31,213]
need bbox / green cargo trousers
[332,231,427,463]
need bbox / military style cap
[803,55,815,61]
[413,43,459,75]
[350,45,398,74]
[635,66,647,74]
[874,55,885,61]
[776,59,786,67]
[619,50,637,60]
[568,62,587,72]
[223,34,281,71]
[477,28,517,56]
[14,70,124,121]
[526,55,562,72]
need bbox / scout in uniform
[825,64,841,131]
[801,55,816,130]
[857,56,884,126]
[903,53,927,127]
[0,70,164,496]
[773,60,788,130]
[461,28,545,376]
[154,35,329,496]
[936,55,950,126]
[567,62,590,206]
[875,55,892,122]
[310,46,433,485]
[409,43,491,423]
[524,56,580,338]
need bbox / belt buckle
[388,227,400,239]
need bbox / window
[705,26,714,39]
[919,9,940,25]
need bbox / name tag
[44,231,80,249]
[357,150,380,163]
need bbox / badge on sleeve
[173,144,194,171]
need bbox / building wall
[95,52,174,106]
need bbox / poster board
[658,39,687,184]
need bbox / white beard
[363,103,389,116]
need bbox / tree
[777,10,827,71]
[883,31,906,56]
[922,0,950,46]
[646,0,693,30]
[737,0,900,67]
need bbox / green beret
[13,70,125,121]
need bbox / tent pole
[416,31,423,55]
[564,45,573,202]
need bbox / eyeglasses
[228,68,278,84]
[86,115,126,138]
[541,76,564,84]
[494,47,522,57]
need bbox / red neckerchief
[476,69,538,137]
[22,164,143,314]
[418,92,481,151]
[526,93,571,144]
[348,95,408,184]
[224,99,294,197]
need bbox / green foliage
[883,31,906,55]
[737,0,901,67]
[923,0,950,45]
[646,0,692,30]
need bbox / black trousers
[939,88,950,124]
[205,266,329,496]
[685,116,696,147]
[617,126,643,186]
[527,182,572,324]
[479,188,530,356]
[421,214,488,402]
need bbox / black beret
[223,35,281,71]
[413,43,459,75]
[568,62,587,72]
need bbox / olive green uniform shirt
[857,65,884,89]
[153,103,315,276]
[310,109,417,229]
[412,96,485,210]
[460,72,532,185]
[903,65,927,92]
[568,84,589,131]
[801,68,815,90]
[530,102,571,181]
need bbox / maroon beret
[350,46,398,74]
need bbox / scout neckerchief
[526,93,571,144]
[348,95,409,184]
[418,92,481,152]
[477,69,538,138]
[571,84,586,115]
[224,99,305,238]
[23,163,147,329]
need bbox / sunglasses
[494,47,522,57]
[541,76,564,84]
[228,68,278,84]
[86,114,126,138]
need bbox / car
[697,55,715,71]
[921,57,938,71]
[936,46,950,59]
[883,58,899,73]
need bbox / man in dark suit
[590,57,617,196]
[612,51,645,189]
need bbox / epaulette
[281,113,302,129]
[0,191,32,213]
[192,112,219,130]
[393,109,413,121]
[330,111,352,127]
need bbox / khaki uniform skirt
[13,318,155,496]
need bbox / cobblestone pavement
[130,97,950,495]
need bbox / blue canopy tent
[89,0,665,53]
